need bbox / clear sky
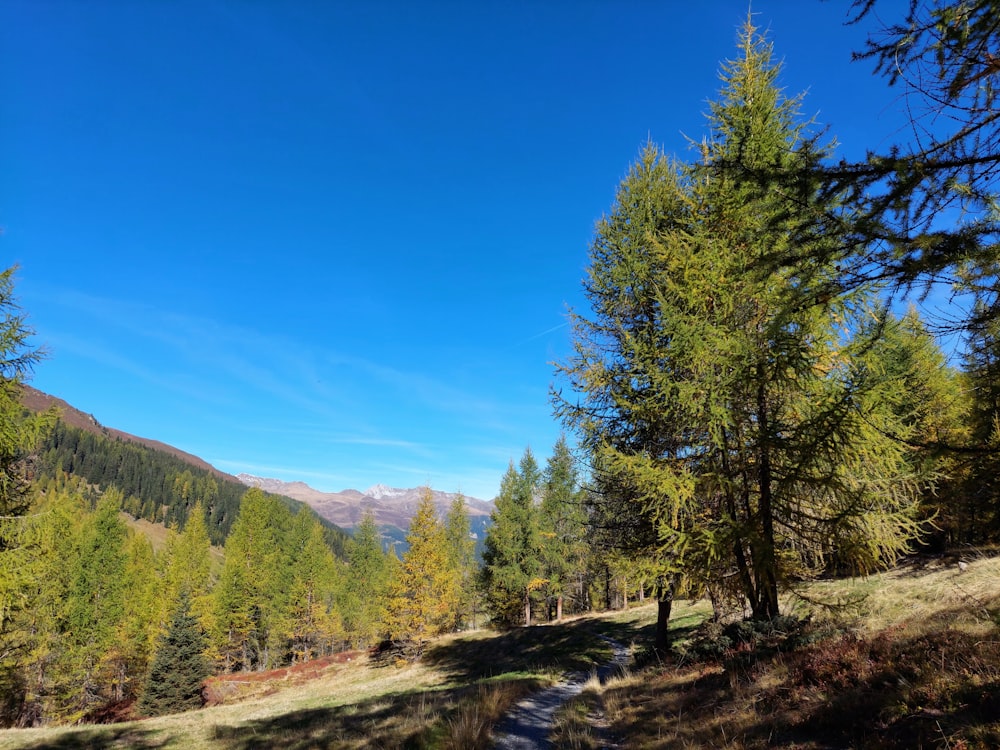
[2,1,913,501]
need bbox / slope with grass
[2,554,997,749]
[554,553,1000,749]
[0,610,669,750]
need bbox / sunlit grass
[5,556,997,749]
[561,552,1000,749]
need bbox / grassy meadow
[2,553,999,749]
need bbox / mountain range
[236,474,492,528]
[22,385,494,548]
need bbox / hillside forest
[3,2,1000,731]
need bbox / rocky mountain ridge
[235,473,493,535]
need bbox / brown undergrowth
[567,554,1000,749]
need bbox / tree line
[36,420,348,556]
[1,467,478,724]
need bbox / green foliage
[0,266,53,633]
[557,19,930,622]
[136,595,210,717]
[341,512,393,647]
[481,450,543,627]
[538,435,588,620]
[211,488,294,672]
[36,421,348,555]
[287,511,344,661]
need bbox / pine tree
[480,450,542,628]
[136,595,210,717]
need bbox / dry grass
[5,556,996,749]
[567,553,1000,749]
[0,617,613,750]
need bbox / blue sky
[2,1,913,501]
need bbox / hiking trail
[491,633,629,750]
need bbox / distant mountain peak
[234,475,493,533]
[364,483,408,500]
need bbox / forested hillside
[34,419,348,554]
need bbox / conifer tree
[557,19,927,622]
[443,493,477,630]
[386,488,458,642]
[287,511,343,661]
[341,512,391,647]
[164,500,212,626]
[210,488,293,671]
[136,595,210,717]
[65,491,129,715]
[0,266,52,635]
[480,449,542,627]
[106,533,162,702]
[1,474,86,725]
[538,436,587,621]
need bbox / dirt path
[491,634,629,750]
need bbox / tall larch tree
[287,511,343,661]
[211,488,293,671]
[443,493,477,630]
[557,18,927,624]
[0,266,52,635]
[341,512,391,647]
[386,488,458,642]
[164,501,213,627]
[65,491,129,717]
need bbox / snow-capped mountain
[236,474,493,551]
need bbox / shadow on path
[491,635,630,750]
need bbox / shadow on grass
[15,726,168,750]
[424,608,707,687]
[606,611,1000,749]
[209,679,542,750]
[423,618,635,684]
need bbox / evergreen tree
[538,436,587,621]
[136,595,210,717]
[480,450,542,628]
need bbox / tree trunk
[556,594,563,622]
[756,369,780,620]
[523,591,531,626]
[654,577,675,656]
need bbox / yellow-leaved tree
[386,488,459,642]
